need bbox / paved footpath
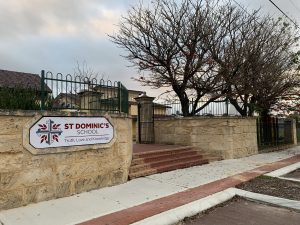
[1,147,300,225]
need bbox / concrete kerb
[133,162,300,225]
[233,188,300,210]
[131,189,235,225]
[133,187,300,225]
[267,162,300,178]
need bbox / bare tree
[73,60,103,81]
[111,0,299,116]
[111,0,228,116]
[272,90,300,115]
[71,60,108,93]
[208,6,300,116]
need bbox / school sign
[29,116,114,149]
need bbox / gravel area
[177,198,300,225]
[237,176,300,201]
[283,168,300,180]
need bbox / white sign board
[29,117,114,149]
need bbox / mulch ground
[177,197,300,225]
[283,168,300,179]
[236,175,300,201]
[177,174,300,224]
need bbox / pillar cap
[134,93,155,102]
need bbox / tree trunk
[228,98,248,116]
[173,85,190,116]
[180,97,190,117]
[247,97,256,116]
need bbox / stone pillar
[135,94,155,144]
[291,119,297,145]
[284,119,297,145]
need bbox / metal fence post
[226,98,229,116]
[191,98,194,115]
[117,81,121,113]
[138,103,141,143]
[41,70,45,110]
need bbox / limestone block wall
[0,111,132,210]
[154,117,258,159]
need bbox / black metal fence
[153,100,241,117]
[296,120,300,144]
[41,70,129,113]
[257,117,294,150]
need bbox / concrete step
[129,145,221,179]
[129,168,157,179]
[129,158,209,179]
[207,156,222,162]
[131,150,206,166]
[132,146,196,159]
[156,158,209,173]
[130,154,205,173]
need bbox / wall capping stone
[0,109,132,119]
[154,116,257,121]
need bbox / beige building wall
[0,111,132,210]
[154,117,258,159]
[79,91,104,109]
[129,104,138,116]
[129,103,168,116]
[154,107,168,116]
[128,90,141,102]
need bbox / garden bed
[237,175,300,201]
[176,197,300,225]
[283,168,300,180]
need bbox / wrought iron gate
[137,102,154,143]
[257,117,293,150]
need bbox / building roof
[0,69,52,92]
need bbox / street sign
[29,116,114,149]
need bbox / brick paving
[79,155,300,225]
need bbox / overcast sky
[0,0,299,98]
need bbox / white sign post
[29,116,114,149]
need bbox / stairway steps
[129,158,209,179]
[130,154,205,173]
[156,158,209,173]
[133,147,195,159]
[129,168,157,179]
[206,156,222,162]
[131,150,205,166]
[129,145,220,179]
